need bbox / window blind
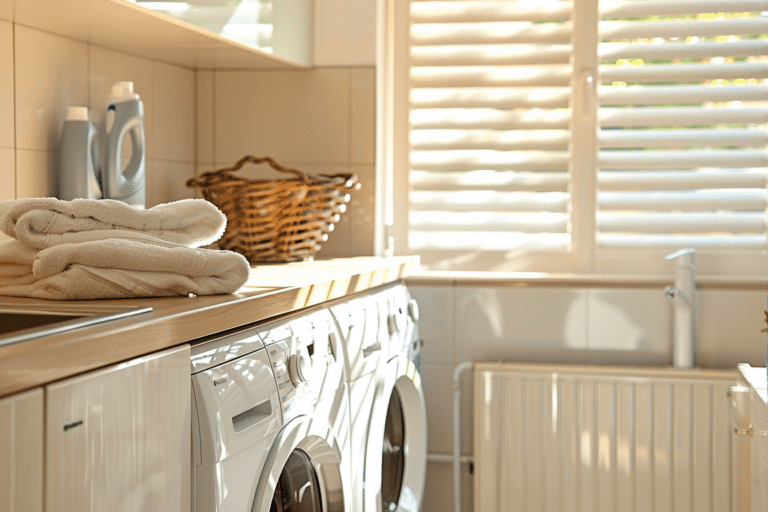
[409,0,574,252]
[407,0,768,262]
[597,0,768,248]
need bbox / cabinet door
[0,388,43,512]
[45,345,190,512]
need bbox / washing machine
[331,283,427,512]
[190,306,352,512]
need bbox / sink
[0,303,152,347]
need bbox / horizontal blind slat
[598,212,765,232]
[410,232,571,251]
[599,149,768,170]
[411,22,572,46]
[412,65,572,87]
[601,0,768,18]
[412,108,571,129]
[600,40,768,61]
[411,87,570,109]
[599,169,768,190]
[411,151,570,172]
[600,18,768,41]
[412,170,569,191]
[599,107,768,127]
[412,129,570,151]
[599,190,766,210]
[411,191,569,212]
[599,129,768,148]
[599,85,768,106]
[598,234,766,248]
[601,62,768,84]
[411,211,569,232]
[411,1,572,24]
[411,44,571,66]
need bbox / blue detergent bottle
[58,106,101,200]
[103,81,146,208]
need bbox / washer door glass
[271,450,322,512]
[382,388,405,512]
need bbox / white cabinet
[45,344,191,512]
[0,387,44,512]
[733,365,768,512]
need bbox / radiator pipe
[454,361,473,512]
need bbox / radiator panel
[473,363,737,512]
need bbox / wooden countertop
[0,256,419,398]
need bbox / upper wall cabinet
[0,0,311,69]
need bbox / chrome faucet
[664,248,696,368]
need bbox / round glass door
[271,450,323,512]
[382,388,405,512]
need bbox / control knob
[288,346,312,385]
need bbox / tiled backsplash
[0,18,375,256]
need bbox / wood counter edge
[0,256,420,398]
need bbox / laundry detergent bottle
[103,81,146,208]
[58,106,101,200]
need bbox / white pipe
[427,453,474,464]
[665,248,696,368]
[454,362,473,512]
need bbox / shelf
[0,0,310,69]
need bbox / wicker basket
[187,155,359,263]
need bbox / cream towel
[0,238,250,300]
[0,197,226,249]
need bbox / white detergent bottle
[104,81,146,208]
[58,106,101,200]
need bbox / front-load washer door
[252,415,351,512]
[364,356,427,512]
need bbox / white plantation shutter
[405,0,768,269]
[408,0,574,252]
[597,0,768,249]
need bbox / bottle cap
[108,81,140,103]
[66,106,90,121]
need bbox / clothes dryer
[190,306,351,512]
[331,284,427,512]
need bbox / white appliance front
[191,307,351,512]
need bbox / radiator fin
[473,363,736,512]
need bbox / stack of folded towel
[0,198,251,300]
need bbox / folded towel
[0,197,226,249]
[0,238,250,300]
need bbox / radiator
[473,362,738,512]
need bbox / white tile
[153,62,194,162]
[145,160,196,207]
[454,286,589,363]
[408,285,454,366]
[0,21,13,148]
[214,69,349,166]
[14,26,88,152]
[350,68,375,165]
[15,149,54,199]
[698,289,767,368]
[313,0,376,66]
[346,164,374,256]
[586,288,670,366]
[420,364,456,454]
[89,45,154,159]
[196,70,214,164]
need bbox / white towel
[0,238,250,300]
[0,197,226,249]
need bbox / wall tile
[145,160,196,208]
[586,288,670,366]
[196,70,214,165]
[0,21,13,149]
[453,287,588,363]
[214,69,349,165]
[14,26,87,152]
[698,289,767,368]
[0,147,14,210]
[88,45,154,162]
[15,149,54,199]
[421,363,456,454]
[346,164,375,256]
[422,461,473,512]
[153,62,194,163]
[409,285,454,366]
[350,68,375,165]
[313,0,376,66]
